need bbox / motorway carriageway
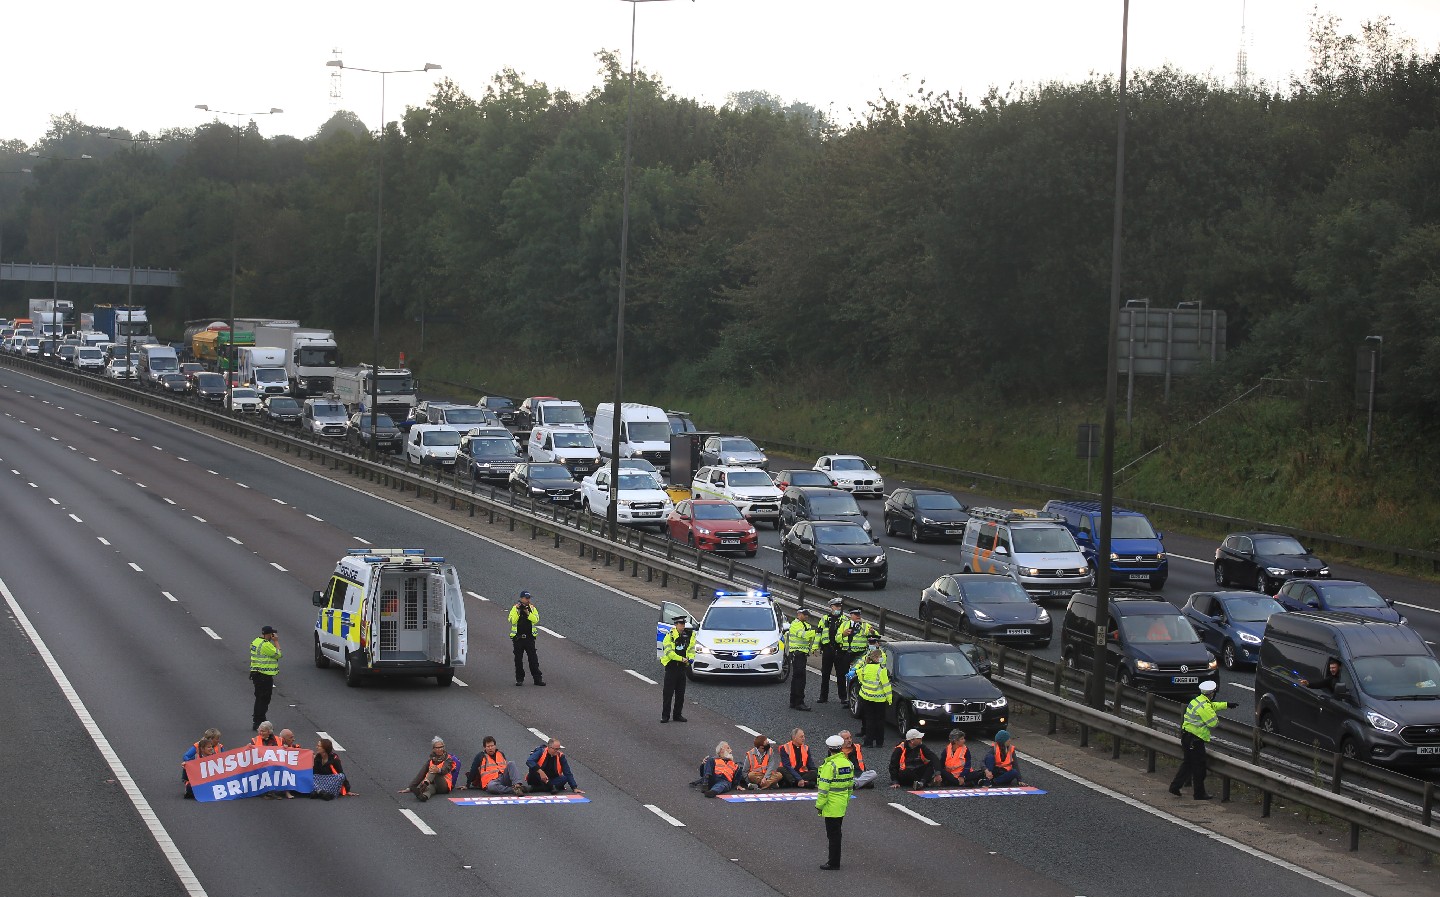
[0,367,1401,897]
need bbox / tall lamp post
[325,58,441,452]
[27,151,93,339]
[102,133,168,366]
[608,0,681,537]
[194,105,282,404]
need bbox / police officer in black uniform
[817,597,847,704]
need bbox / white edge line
[1393,601,1439,615]
[316,732,346,752]
[537,625,567,640]
[645,804,686,827]
[735,725,762,737]
[201,627,222,640]
[1022,754,1372,897]
[1229,683,1255,691]
[453,677,468,687]
[398,808,436,836]
[888,802,941,825]
[306,514,323,522]
[527,727,549,743]
[466,591,490,602]
[0,575,208,896]
[624,669,658,685]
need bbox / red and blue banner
[910,786,1046,798]
[183,745,314,802]
[449,794,589,806]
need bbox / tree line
[2,16,1438,429]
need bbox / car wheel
[918,601,930,622]
[1254,568,1268,594]
[809,563,821,585]
[896,704,913,739]
[1339,737,1359,761]
[1118,667,1134,689]
[1258,710,1277,736]
[772,518,782,531]
[1221,641,1239,671]
[343,651,363,687]
[873,578,887,591]
[910,522,922,543]
[777,652,792,684]
[1214,562,1227,587]
[847,688,861,719]
[884,515,895,537]
[313,638,330,669]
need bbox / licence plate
[636,511,660,518]
[849,567,870,574]
[1005,629,1031,636]
[1128,574,1150,581]
[721,539,740,545]
[551,496,567,502]
[1172,676,1199,684]
[945,528,961,535]
[952,713,982,723]
[1049,589,1068,596]
[1417,746,1440,756]
[721,662,748,670]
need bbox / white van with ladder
[312,548,467,686]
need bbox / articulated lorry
[335,364,418,421]
[252,321,339,396]
[91,305,155,347]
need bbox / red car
[667,499,758,556]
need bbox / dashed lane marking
[227,536,243,545]
[68,514,82,523]
[206,469,219,475]
[177,457,188,462]
[136,482,146,489]
[645,804,685,827]
[453,677,468,687]
[316,732,345,751]
[624,669,657,685]
[152,445,163,451]
[537,626,567,639]
[193,516,206,523]
[466,591,490,602]
[353,536,370,544]
[1229,683,1255,691]
[98,537,110,546]
[163,592,178,602]
[306,514,323,522]
[201,627,222,640]
[763,546,781,552]
[128,562,143,572]
[1394,600,1439,615]
[528,728,549,743]
[163,498,176,505]
[273,498,286,505]
[48,497,59,505]
[398,809,435,836]
[888,546,915,554]
[271,563,288,572]
[735,725,762,737]
[889,803,940,826]
[235,482,249,489]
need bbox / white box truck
[238,346,289,396]
[253,321,340,396]
[334,364,418,421]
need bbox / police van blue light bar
[714,589,770,599]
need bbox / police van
[656,590,790,682]
[312,548,467,687]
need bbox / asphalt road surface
[0,368,1400,897]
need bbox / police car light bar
[714,589,770,599]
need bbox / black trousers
[1171,731,1209,795]
[513,636,542,683]
[789,652,809,706]
[824,816,843,867]
[250,672,274,729]
[662,661,687,719]
[818,646,847,702]
[859,699,887,747]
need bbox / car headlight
[1037,608,1050,622]
[921,517,936,525]
[1365,711,1398,733]
[1156,551,1166,560]
[1025,567,1042,576]
[694,526,711,536]
[875,552,887,564]
[694,644,714,656]
[530,486,545,493]
[1319,567,1330,576]
[821,553,844,564]
[972,609,994,622]
[1109,552,1119,561]
[1134,660,1157,671]
[986,696,1008,709]
[617,499,633,507]
[1239,632,1262,645]
[911,699,942,712]
[1207,658,1219,670]
[1265,567,1287,576]
[758,643,780,656]
[1078,566,1089,576]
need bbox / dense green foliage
[2,17,1438,437]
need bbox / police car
[656,590,790,682]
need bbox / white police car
[656,590,790,682]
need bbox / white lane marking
[131,436,140,441]
[136,482,147,489]
[49,436,59,441]
[1394,601,1439,615]
[453,677,469,687]
[888,546,916,554]
[193,516,207,523]
[128,562,143,572]
[273,498,286,505]
[207,469,219,475]
[271,563,288,572]
[316,732,346,752]
[152,445,163,451]
[466,591,490,602]
[68,445,77,451]
[88,457,97,462]
[537,626,567,639]
[235,482,249,489]
[111,469,122,475]
[0,575,208,896]
[624,669,657,685]
[1024,754,1370,897]
[48,497,59,505]
[645,804,686,827]
[1169,553,1210,564]
[163,592,178,602]
[528,727,549,743]
[98,537,110,546]
[763,546,782,553]
[306,514,323,522]
[68,514,82,523]
[1229,683,1255,692]
[735,725,762,737]
[27,482,36,487]
[201,627,222,640]
[9,469,17,474]
[889,803,940,826]
[353,536,370,544]
[110,427,119,432]
[163,498,176,505]
[398,809,435,836]
[178,457,189,462]
[227,536,243,545]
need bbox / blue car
[1182,590,1285,670]
[1275,579,1406,625]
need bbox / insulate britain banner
[183,745,315,802]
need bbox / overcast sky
[6,1,1437,144]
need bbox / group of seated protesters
[180,721,351,800]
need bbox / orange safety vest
[746,747,772,773]
[845,745,865,772]
[251,735,281,748]
[713,757,738,782]
[427,756,450,776]
[476,750,508,789]
[895,742,931,770]
[992,743,1015,772]
[944,743,969,777]
[535,747,564,775]
[782,742,810,771]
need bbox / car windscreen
[727,471,773,487]
[831,458,869,471]
[619,459,657,472]
[813,524,873,546]
[1254,536,1307,556]
[627,421,671,443]
[194,374,222,387]
[256,367,286,379]
[440,408,486,425]
[375,377,413,395]
[1010,526,1079,554]
[542,405,586,425]
[1319,582,1388,608]
[267,399,300,412]
[232,389,257,399]
[312,403,346,419]
[296,347,336,366]
[809,493,861,515]
[915,493,964,511]
[552,432,594,449]
[530,465,572,481]
[895,650,977,678]
[693,503,745,521]
[721,438,759,453]
[361,414,396,429]
[701,606,776,631]
[470,439,516,457]
[1111,516,1158,539]
[485,397,516,411]
[1218,595,1284,621]
[960,580,1032,604]
[1119,614,1199,644]
[617,474,659,491]
[1351,655,1440,700]
[422,430,461,446]
[787,471,831,486]
[77,349,103,360]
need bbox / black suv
[778,486,873,539]
[509,462,580,507]
[1061,589,1217,694]
[780,520,887,589]
[883,487,969,543]
[1214,532,1329,594]
[477,395,519,428]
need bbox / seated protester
[526,738,582,794]
[312,737,350,800]
[278,729,304,798]
[983,730,1023,787]
[938,729,986,787]
[888,729,943,790]
[778,728,817,788]
[744,735,783,791]
[251,721,282,748]
[839,730,877,789]
[468,736,530,796]
[409,736,461,802]
[181,728,222,799]
[698,742,743,798]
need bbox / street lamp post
[608,0,681,537]
[1364,335,1383,449]
[325,58,441,453]
[27,151,93,340]
[194,106,282,406]
[103,133,168,366]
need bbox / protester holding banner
[181,729,222,799]
[181,739,314,802]
[409,737,460,802]
[311,738,349,799]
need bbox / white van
[961,507,1094,600]
[529,425,601,478]
[592,402,673,467]
[138,344,180,387]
